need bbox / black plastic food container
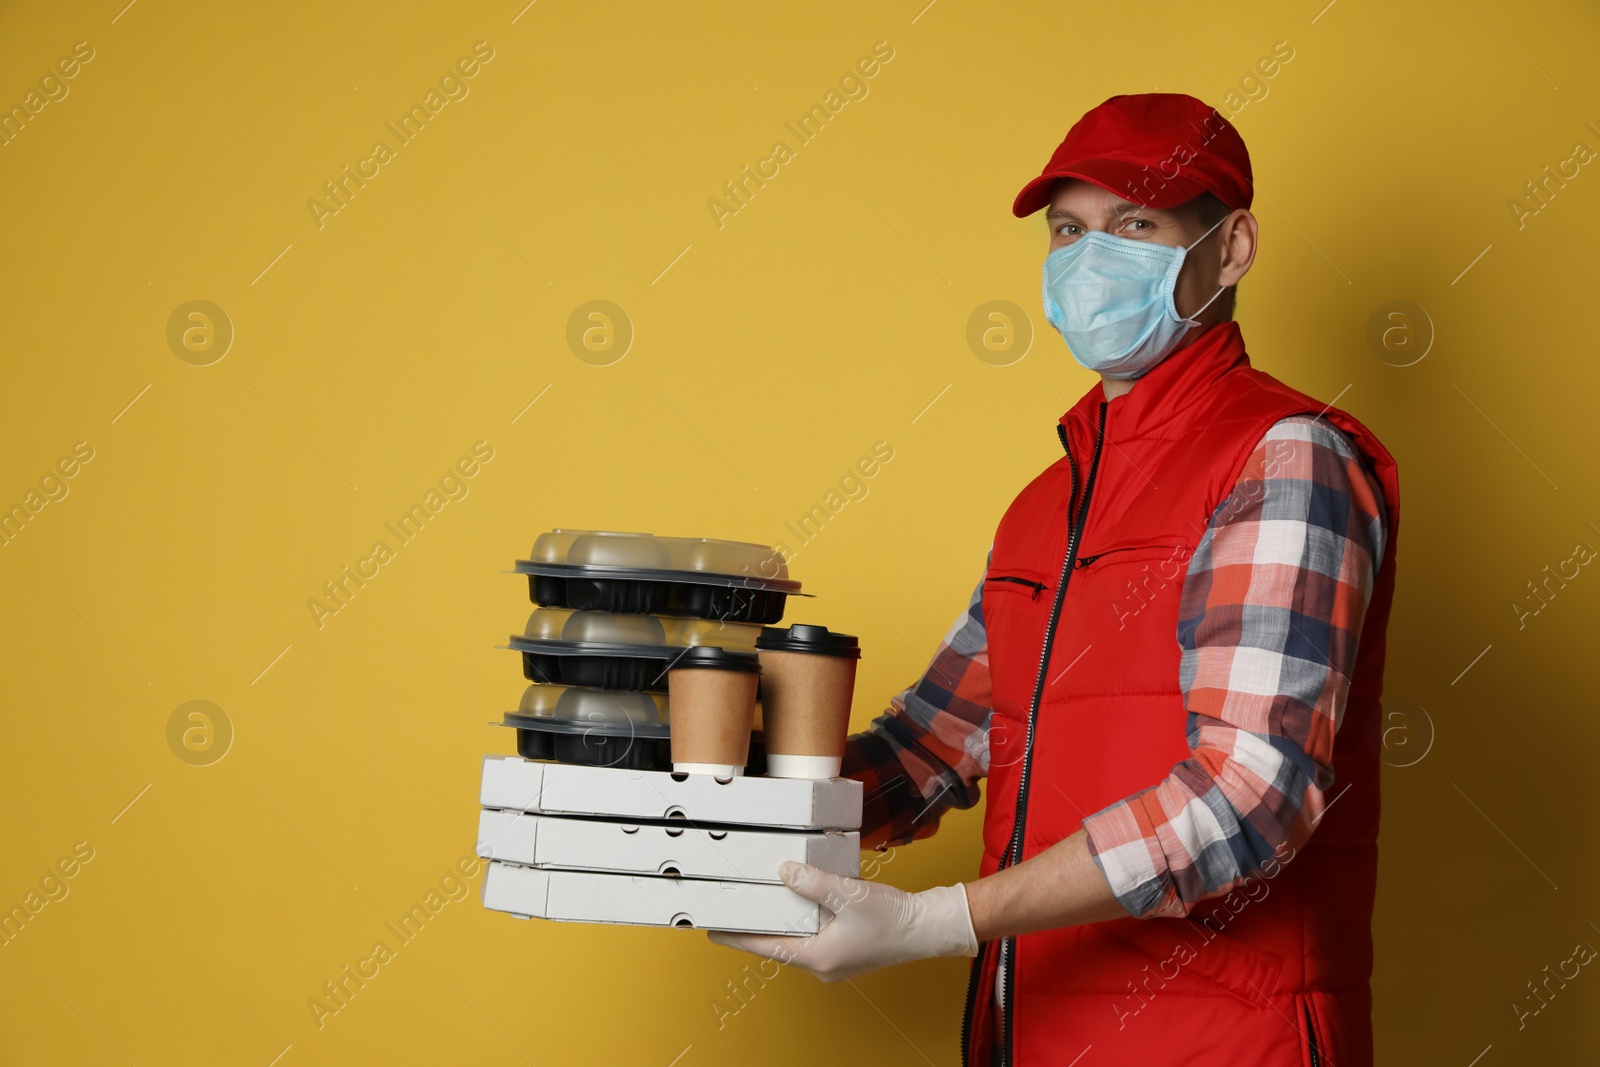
[528,573,793,624]
[502,713,769,774]
[518,647,671,691]
[503,713,669,771]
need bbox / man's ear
[1217,208,1258,287]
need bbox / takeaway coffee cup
[754,624,860,779]
[666,646,761,777]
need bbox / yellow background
[3,0,1598,1063]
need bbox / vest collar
[1058,321,1252,442]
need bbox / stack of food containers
[476,530,865,934]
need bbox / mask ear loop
[1173,211,1233,323]
[1179,279,1229,324]
[1184,211,1230,253]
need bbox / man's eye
[1124,218,1152,232]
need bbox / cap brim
[1012,157,1209,218]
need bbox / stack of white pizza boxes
[475,531,863,934]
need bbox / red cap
[1012,93,1253,218]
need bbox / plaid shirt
[840,415,1389,920]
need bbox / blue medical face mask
[1041,213,1228,380]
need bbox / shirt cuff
[1081,793,1190,920]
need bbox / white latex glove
[706,860,979,982]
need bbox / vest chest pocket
[1071,541,1193,575]
[984,573,1050,600]
[982,568,1056,612]
[981,569,1056,707]
[1068,542,1194,640]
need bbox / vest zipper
[1305,1002,1321,1067]
[987,575,1048,600]
[960,404,1108,1067]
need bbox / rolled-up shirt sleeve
[1080,415,1389,919]
[841,563,995,850]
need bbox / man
[710,92,1399,1067]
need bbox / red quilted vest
[963,322,1400,1067]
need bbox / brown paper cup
[757,649,857,778]
[667,665,759,777]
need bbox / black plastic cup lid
[756,623,861,659]
[665,645,761,673]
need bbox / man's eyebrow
[1046,199,1163,222]
[1106,198,1159,215]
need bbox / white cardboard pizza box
[475,808,860,882]
[478,756,862,831]
[481,859,830,934]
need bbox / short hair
[1183,192,1237,321]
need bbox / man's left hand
[706,861,980,982]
